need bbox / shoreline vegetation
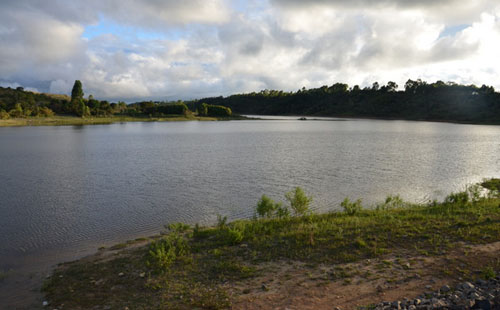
[0,115,252,127]
[194,79,500,125]
[0,81,242,127]
[2,79,500,128]
[42,180,500,309]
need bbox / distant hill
[191,80,500,124]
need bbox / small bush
[256,195,277,218]
[285,187,313,216]
[444,191,469,204]
[482,266,496,280]
[0,109,10,119]
[198,103,232,117]
[275,204,290,219]
[39,107,55,117]
[217,215,228,229]
[376,195,404,211]
[225,228,243,245]
[341,197,363,215]
[146,232,190,273]
[481,178,500,198]
[193,224,214,239]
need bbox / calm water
[1,118,500,307]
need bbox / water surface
[1,118,499,307]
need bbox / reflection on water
[0,119,500,307]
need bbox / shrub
[256,195,277,218]
[482,266,496,280]
[156,103,188,115]
[225,227,243,245]
[481,178,500,198]
[39,107,55,117]
[285,187,313,216]
[217,215,228,229]
[376,195,404,211]
[146,232,190,273]
[275,204,290,219]
[0,109,10,120]
[341,197,363,215]
[9,103,23,118]
[198,103,232,117]
[444,191,469,204]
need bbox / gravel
[373,276,500,310]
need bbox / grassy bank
[42,183,500,309]
[0,115,220,127]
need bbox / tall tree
[70,80,87,117]
[71,80,84,101]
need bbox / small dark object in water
[298,117,307,120]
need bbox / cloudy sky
[0,0,499,102]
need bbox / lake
[1,118,500,308]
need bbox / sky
[0,0,499,102]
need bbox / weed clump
[146,232,190,273]
[376,195,405,211]
[341,197,363,215]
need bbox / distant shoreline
[0,115,252,127]
[244,114,500,126]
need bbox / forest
[2,79,500,123]
[191,79,500,123]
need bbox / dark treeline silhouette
[191,79,500,123]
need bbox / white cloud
[1,0,500,101]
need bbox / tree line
[0,80,232,119]
[192,80,500,123]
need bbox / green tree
[198,103,208,116]
[71,80,84,101]
[285,187,312,216]
[70,80,90,117]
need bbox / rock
[440,285,451,293]
[139,272,146,278]
[473,299,491,310]
[408,305,416,310]
[391,301,401,310]
[462,282,475,291]
[469,292,480,300]
[425,285,432,290]
[414,299,421,305]
[433,299,448,308]
[42,301,49,307]
[118,272,124,277]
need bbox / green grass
[42,185,500,309]
[0,115,219,127]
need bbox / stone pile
[373,277,500,310]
